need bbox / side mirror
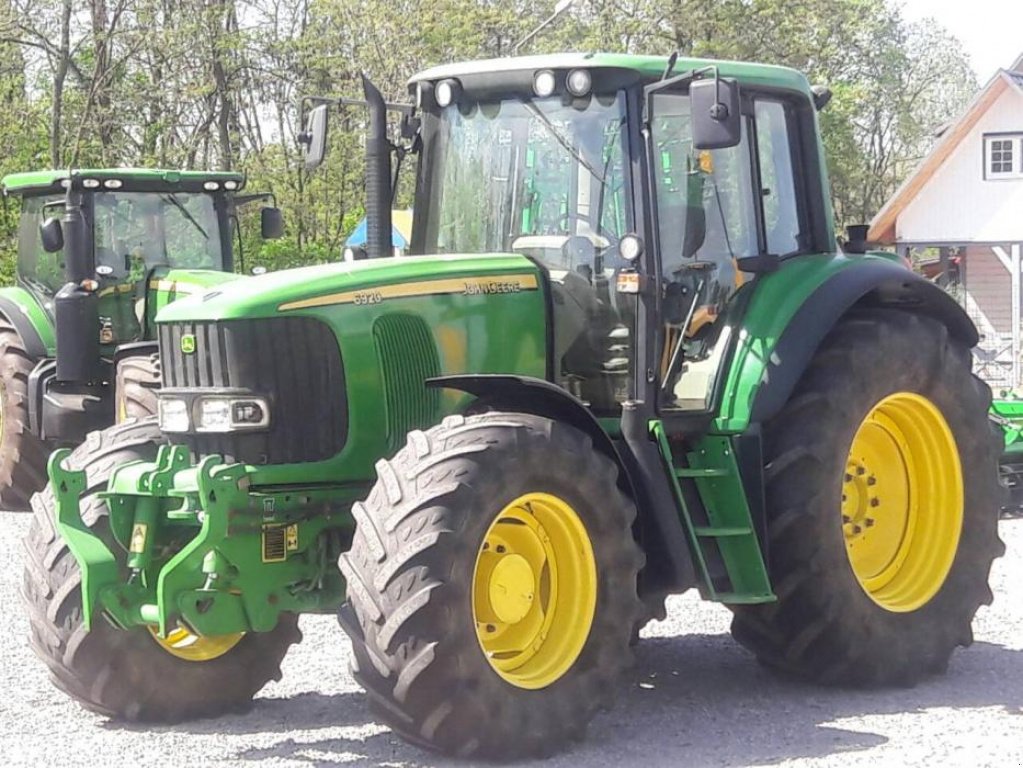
[40,217,64,253]
[260,206,284,240]
[691,77,741,150]
[300,104,329,172]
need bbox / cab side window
[17,196,65,296]
[754,99,802,255]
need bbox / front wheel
[22,419,302,722]
[115,353,160,423]
[730,309,1004,685]
[339,412,644,759]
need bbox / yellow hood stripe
[279,273,539,311]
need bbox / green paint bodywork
[992,397,1023,456]
[158,253,548,488]
[713,252,902,434]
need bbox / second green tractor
[25,53,1002,758]
[0,169,282,508]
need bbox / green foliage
[0,0,983,286]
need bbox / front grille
[158,317,346,464]
[373,313,441,453]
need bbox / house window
[985,134,1023,178]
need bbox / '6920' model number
[353,291,383,305]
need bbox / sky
[897,0,1023,81]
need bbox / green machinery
[0,169,282,507]
[26,55,1002,757]
[991,396,1023,512]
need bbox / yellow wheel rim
[471,492,597,690]
[842,392,963,612]
[148,626,245,662]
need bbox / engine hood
[154,253,541,323]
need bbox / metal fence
[939,246,1020,394]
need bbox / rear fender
[716,255,976,433]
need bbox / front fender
[715,253,976,433]
[0,284,55,358]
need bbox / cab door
[645,87,811,415]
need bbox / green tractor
[26,55,1001,758]
[991,395,1023,513]
[0,169,282,508]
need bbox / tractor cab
[301,55,830,416]
[0,169,284,453]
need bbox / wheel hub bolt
[870,498,880,507]
[867,476,877,486]
[865,518,875,527]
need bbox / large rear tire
[339,412,644,758]
[22,418,302,722]
[730,309,1003,685]
[0,319,48,510]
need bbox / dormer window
[985,133,1023,179]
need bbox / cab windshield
[93,191,224,279]
[418,92,630,271]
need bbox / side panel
[0,285,56,357]
[714,252,976,433]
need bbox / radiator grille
[158,316,346,464]
[372,313,441,453]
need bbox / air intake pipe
[55,185,100,383]
[362,74,393,260]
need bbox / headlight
[196,399,231,432]
[566,68,591,97]
[158,398,190,432]
[195,396,270,432]
[533,69,557,98]
[158,394,271,433]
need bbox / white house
[869,53,1023,388]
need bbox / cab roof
[409,52,812,97]
[1,168,247,196]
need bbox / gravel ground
[2,511,1021,768]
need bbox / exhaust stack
[362,75,393,260]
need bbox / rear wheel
[115,353,160,423]
[340,412,644,758]
[0,319,47,510]
[730,309,1003,685]
[22,418,301,722]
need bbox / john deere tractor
[25,55,1001,758]
[0,169,281,507]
